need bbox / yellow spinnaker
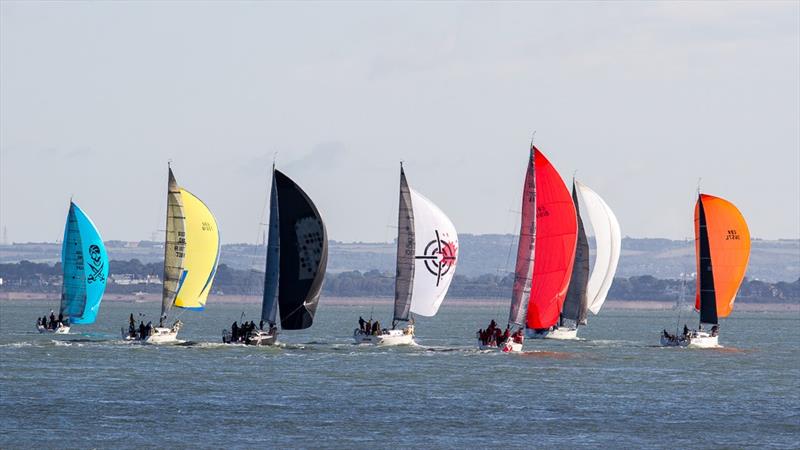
[174,188,220,310]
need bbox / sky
[1,1,798,244]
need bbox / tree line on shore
[1,259,798,303]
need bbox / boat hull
[660,330,719,348]
[145,327,180,344]
[37,324,70,334]
[222,329,278,346]
[478,340,523,353]
[526,327,578,340]
[122,321,183,344]
[354,326,415,346]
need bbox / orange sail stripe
[694,194,751,318]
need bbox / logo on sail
[415,230,457,286]
[86,244,105,284]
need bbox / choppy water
[1,299,798,448]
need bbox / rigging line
[244,165,272,299]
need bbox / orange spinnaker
[694,194,751,318]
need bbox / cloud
[284,141,348,173]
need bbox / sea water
[1,299,798,448]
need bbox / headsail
[261,170,280,325]
[393,166,415,323]
[561,183,589,325]
[526,148,578,330]
[575,180,621,315]
[274,170,328,330]
[509,149,536,328]
[160,167,220,323]
[60,202,108,324]
[408,188,458,317]
[694,194,750,324]
[172,188,220,310]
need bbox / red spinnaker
[526,148,578,330]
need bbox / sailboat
[556,180,621,339]
[37,201,108,334]
[476,145,576,351]
[125,165,220,344]
[660,193,750,348]
[354,163,458,345]
[222,166,328,346]
[523,147,579,340]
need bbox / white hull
[660,330,719,348]
[37,324,70,334]
[122,321,182,344]
[526,327,578,340]
[145,327,180,344]
[477,340,523,353]
[354,326,415,346]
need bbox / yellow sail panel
[173,188,220,310]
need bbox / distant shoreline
[2,292,797,313]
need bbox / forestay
[575,180,621,315]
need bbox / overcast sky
[2,1,798,244]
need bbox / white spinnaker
[408,188,458,317]
[576,181,621,315]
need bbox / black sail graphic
[697,197,718,325]
[274,170,328,330]
[393,166,415,324]
[561,182,589,325]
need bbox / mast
[508,146,536,328]
[261,163,280,326]
[160,164,186,326]
[393,162,415,326]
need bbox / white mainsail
[575,180,621,315]
[408,188,458,317]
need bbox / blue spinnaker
[60,202,108,324]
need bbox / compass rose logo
[415,230,457,286]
